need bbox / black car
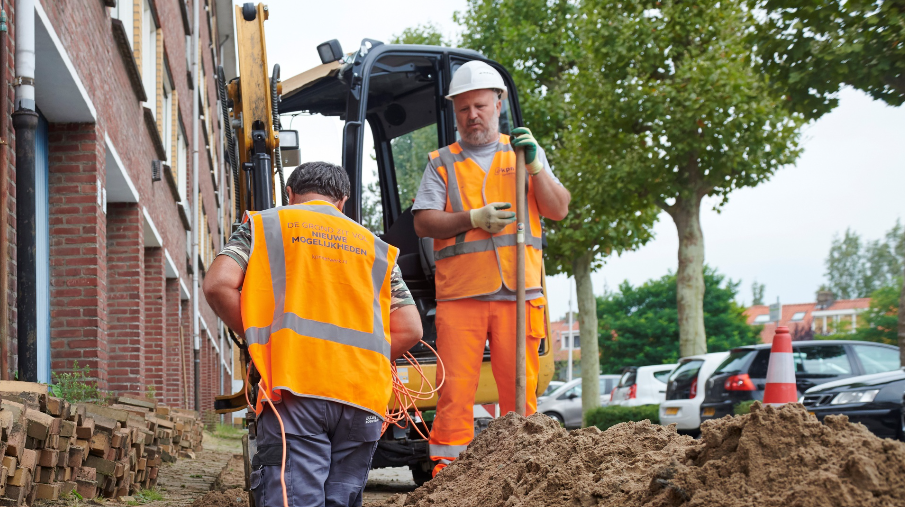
[700,340,901,423]
[802,369,905,440]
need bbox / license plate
[665,407,679,416]
[702,407,715,417]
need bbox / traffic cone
[762,326,797,405]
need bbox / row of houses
[549,292,872,361]
[0,0,240,422]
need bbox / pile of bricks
[0,381,204,505]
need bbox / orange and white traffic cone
[762,326,797,405]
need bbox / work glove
[470,202,516,234]
[510,127,544,175]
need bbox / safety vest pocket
[527,297,547,340]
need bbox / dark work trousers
[250,394,383,507]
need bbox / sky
[243,1,905,321]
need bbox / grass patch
[213,423,247,440]
[127,488,165,505]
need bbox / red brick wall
[105,203,145,395]
[48,123,108,387]
[144,247,165,399]
[0,0,238,414]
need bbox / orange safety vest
[240,200,399,418]
[428,134,543,301]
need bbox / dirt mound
[190,488,249,507]
[367,403,905,507]
[212,454,247,491]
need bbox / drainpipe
[13,0,38,382]
[0,2,11,380]
[192,0,201,413]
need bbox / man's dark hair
[286,162,350,202]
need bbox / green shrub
[734,400,757,415]
[584,404,659,431]
[50,362,104,404]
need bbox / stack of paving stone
[0,381,204,505]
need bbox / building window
[177,125,188,200]
[790,311,806,322]
[753,314,770,324]
[560,332,580,350]
[162,79,173,162]
[112,0,134,49]
[142,0,157,117]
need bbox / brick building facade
[0,0,238,422]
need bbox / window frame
[141,0,158,117]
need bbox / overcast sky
[246,1,905,321]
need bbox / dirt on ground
[367,402,905,507]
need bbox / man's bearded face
[453,89,502,146]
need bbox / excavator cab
[246,39,555,484]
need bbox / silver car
[537,375,622,428]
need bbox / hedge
[584,404,659,431]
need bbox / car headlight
[830,389,880,405]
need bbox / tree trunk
[898,264,905,366]
[670,195,707,358]
[573,251,600,425]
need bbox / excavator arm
[213,2,284,416]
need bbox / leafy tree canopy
[824,221,904,299]
[749,0,905,120]
[597,267,762,373]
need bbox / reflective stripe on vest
[429,135,544,300]
[429,443,469,460]
[244,204,391,358]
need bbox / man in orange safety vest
[204,162,423,507]
[412,61,571,476]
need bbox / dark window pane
[793,346,852,375]
[748,350,771,379]
[853,345,900,375]
[617,370,636,387]
[714,350,756,375]
[653,370,673,383]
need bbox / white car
[658,352,729,431]
[610,364,677,406]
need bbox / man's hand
[470,202,516,234]
[510,127,544,175]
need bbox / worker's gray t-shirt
[412,138,561,302]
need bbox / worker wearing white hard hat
[412,59,571,477]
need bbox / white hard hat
[446,60,508,101]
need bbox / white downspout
[191,0,201,413]
[14,0,34,111]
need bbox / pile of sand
[369,403,905,507]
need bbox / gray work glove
[470,202,516,234]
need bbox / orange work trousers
[428,297,545,468]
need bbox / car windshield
[653,369,673,383]
[669,360,704,384]
[714,349,756,375]
[542,382,564,397]
[617,370,636,387]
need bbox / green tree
[851,283,901,345]
[597,267,761,373]
[569,0,803,358]
[361,171,384,234]
[824,221,905,298]
[751,280,765,306]
[748,0,905,365]
[749,0,905,121]
[457,0,659,418]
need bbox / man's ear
[286,187,295,204]
[338,195,349,210]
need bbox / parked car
[659,352,729,432]
[538,375,622,428]
[542,381,565,397]
[610,364,677,407]
[700,340,900,424]
[802,369,905,441]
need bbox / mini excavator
[213,3,556,494]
